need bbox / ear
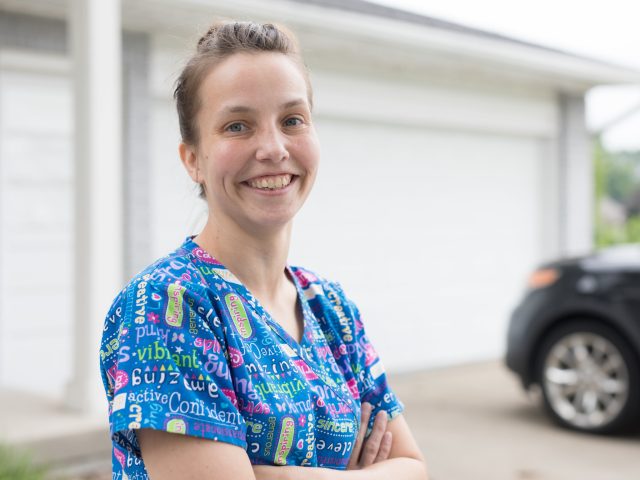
[179,142,200,184]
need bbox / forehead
[198,52,310,112]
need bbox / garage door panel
[292,118,543,370]
[0,66,73,396]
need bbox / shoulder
[136,242,209,289]
[100,243,223,368]
[104,242,212,323]
[289,265,346,301]
[290,265,361,334]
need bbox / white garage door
[0,63,73,398]
[291,118,547,371]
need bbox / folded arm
[137,428,257,480]
[137,410,427,480]
[253,413,428,480]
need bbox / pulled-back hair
[174,21,312,148]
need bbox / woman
[100,21,428,480]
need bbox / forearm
[254,457,429,480]
[350,457,428,480]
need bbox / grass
[0,444,46,480]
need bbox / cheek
[202,145,242,181]
[295,135,320,173]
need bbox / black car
[506,244,640,434]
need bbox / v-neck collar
[181,236,360,417]
[182,235,311,352]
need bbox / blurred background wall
[0,0,638,413]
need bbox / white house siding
[148,94,207,260]
[148,39,560,372]
[147,36,207,261]
[0,54,74,397]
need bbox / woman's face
[181,51,320,233]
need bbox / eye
[283,116,304,127]
[225,122,248,133]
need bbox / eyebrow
[222,98,307,114]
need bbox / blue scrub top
[100,236,404,479]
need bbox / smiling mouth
[246,174,294,190]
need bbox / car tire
[535,319,640,434]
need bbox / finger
[361,410,388,466]
[360,409,388,466]
[348,402,372,469]
[374,431,393,463]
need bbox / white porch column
[558,93,593,256]
[66,0,123,413]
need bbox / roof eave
[277,0,640,90]
[2,0,639,89]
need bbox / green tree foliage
[626,215,640,240]
[605,155,636,203]
[594,138,640,248]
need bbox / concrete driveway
[391,360,640,480]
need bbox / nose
[255,126,289,163]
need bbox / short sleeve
[100,273,247,459]
[328,282,405,432]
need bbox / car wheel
[535,320,640,434]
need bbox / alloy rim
[543,332,629,429]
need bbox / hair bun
[197,24,218,51]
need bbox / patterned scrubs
[100,236,404,479]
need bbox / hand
[347,402,393,470]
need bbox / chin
[243,211,297,231]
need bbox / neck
[194,213,293,301]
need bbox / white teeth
[248,174,293,190]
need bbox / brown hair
[174,21,313,196]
